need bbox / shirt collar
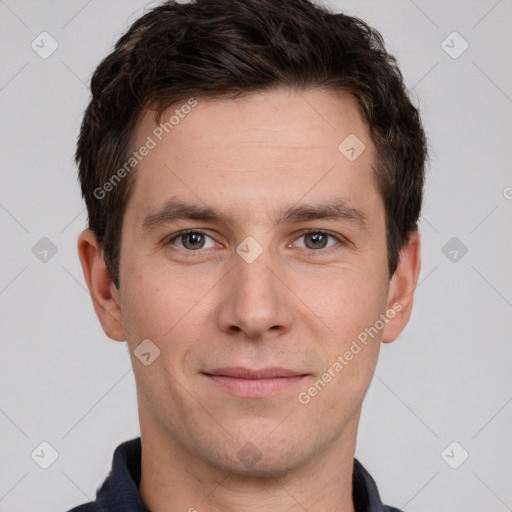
[73,437,401,512]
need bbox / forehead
[124,88,382,230]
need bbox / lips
[204,367,305,379]
[203,367,308,397]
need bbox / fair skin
[78,88,421,512]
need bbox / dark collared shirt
[66,437,403,512]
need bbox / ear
[381,230,421,343]
[77,229,126,341]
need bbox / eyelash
[165,229,345,253]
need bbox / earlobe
[77,229,126,341]
[381,230,421,344]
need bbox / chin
[206,431,314,478]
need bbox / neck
[138,410,360,512]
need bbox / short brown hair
[76,0,428,289]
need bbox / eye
[166,230,216,251]
[165,229,344,253]
[293,230,342,250]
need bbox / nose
[216,244,293,340]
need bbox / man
[70,0,426,510]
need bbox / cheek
[120,269,214,379]
[296,283,382,422]
[295,266,387,402]
[121,264,197,335]
[303,266,387,337]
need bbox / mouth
[203,367,308,398]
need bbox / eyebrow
[141,198,370,235]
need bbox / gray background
[1,0,511,511]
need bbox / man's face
[116,88,394,475]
